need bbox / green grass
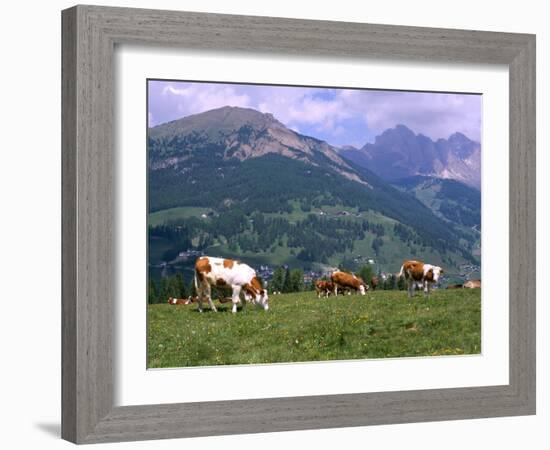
[147,289,481,368]
[148,206,212,226]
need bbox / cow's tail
[398,264,405,278]
[193,269,199,292]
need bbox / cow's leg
[204,284,217,312]
[196,281,204,313]
[424,281,430,297]
[407,279,413,298]
[231,285,242,314]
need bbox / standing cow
[194,256,269,313]
[314,280,335,298]
[399,260,443,298]
[370,276,380,291]
[331,270,367,296]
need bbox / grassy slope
[147,289,481,368]
[148,206,212,227]
[148,204,472,273]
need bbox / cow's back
[332,271,362,289]
[402,260,425,281]
[196,256,256,286]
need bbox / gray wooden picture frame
[61,4,536,444]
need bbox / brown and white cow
[194,256,269,313]
[314,280,335,298]
[399,260,444,298]
[331,270,367,295]
[463,279,481,289]
[167,297,189,305]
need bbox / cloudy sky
[148,80,481,147]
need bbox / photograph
[146,79,482,368]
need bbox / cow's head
[248,277,269,310]
[431,266,443,282]
[358,278,368,295]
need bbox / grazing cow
[331,270,367,295]
[314,280,335,298]
[446,284,463,290]
[167,297,188,305]
[194,256,269,313]
[463,279,481,289]
[370,276,380,291]
[399,260,444,298]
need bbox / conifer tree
[148,279,158,304]
[282,267,293,293]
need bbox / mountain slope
[392,176,481,230]
[340,125,481,189]
[147,107,479,275]
[149,106,368,186]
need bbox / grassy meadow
[147,288,481,368]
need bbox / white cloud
[332,90,481,142]
[255,87,354,135]
[162,84,251,116]
[253,87,480,142]
[152,81,481,143]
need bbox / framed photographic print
[62,5,535,444]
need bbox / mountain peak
[148,106,371,187]
[448,131,472,143]
[149,105,284,141]
[341,126,481,189]
[374,124,416,145]
[394,124,414,133]
[381,124,415,137]
[185,105,278,127]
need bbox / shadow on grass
[190,305,243,313]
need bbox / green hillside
[392,176,481,229]
[148,201,475,285]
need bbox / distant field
[147,203,474,275]
[148,206,212,226]
[147,289,481,368]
